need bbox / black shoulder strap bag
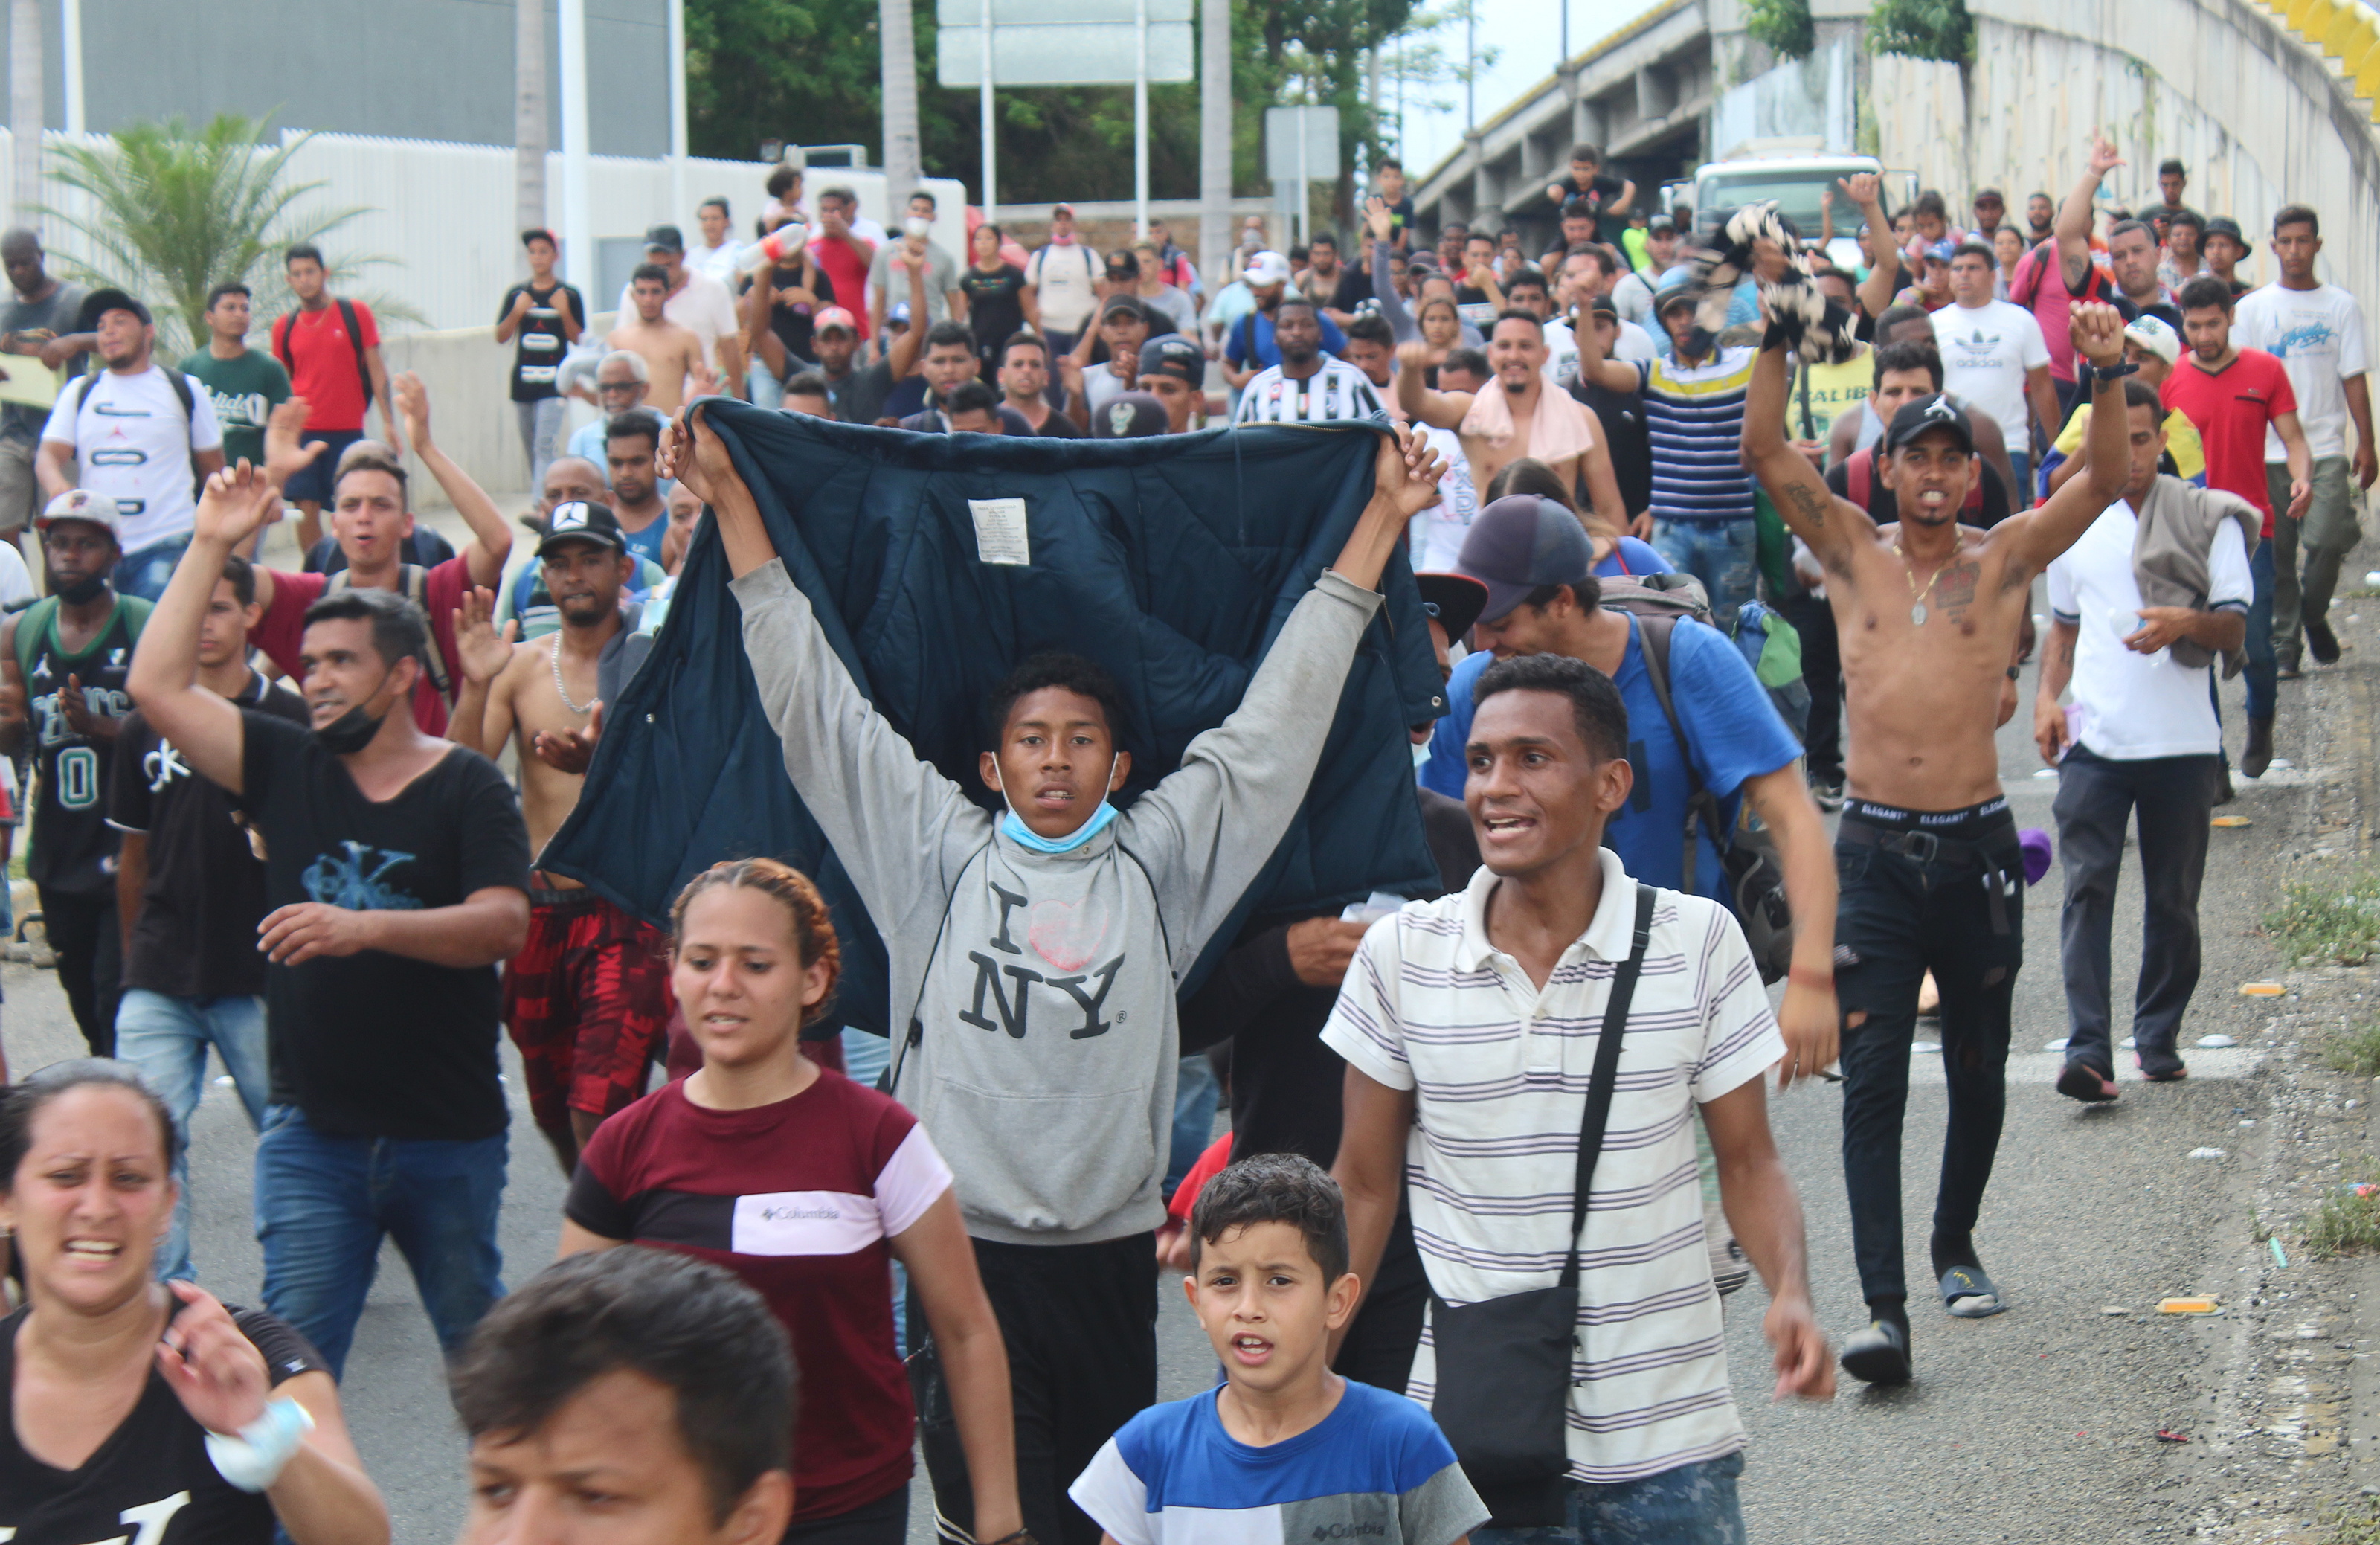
[1426,881,1657,1529]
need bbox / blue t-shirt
[1069,1380,1488,1545]
[1419,614,1800,904]
[1598,537,1672,577]
[1225,308,1351,370]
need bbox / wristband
[1787,965,1834,992]
[205,1395,314,1493]
[2080,360,2138,388]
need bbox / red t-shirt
[274,301,380,431]
[2162,348,2296,536]
[252,561,470,736]
[808,235,875,340]
[567,1071,953,1520]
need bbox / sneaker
[1810,780,1844,812]
[2307,617,2342,665]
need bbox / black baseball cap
[538,500,628,558]
[1092,391,1171,439]
[77,288,150,330]
[1455,495,1594,623]
[1882,394,1975,457]
[1100,292,1148,322]
[1138,335,1203,386]
[643,224,686,254]
[2204,215,2253,256]
[1415,572,1490,642]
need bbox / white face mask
[904,216,933,240]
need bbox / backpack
[1844,444,1982,518]
[1613,592,1798,986]
[68,368,205,499]
[14,592,151,682]
[2008,240,2114,313]
[272,299,373,408]
[325,565,451,698]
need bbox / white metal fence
[0,126,965,336]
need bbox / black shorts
[282,428,366,505]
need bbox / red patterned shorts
[503,890,674,1129]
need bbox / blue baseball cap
[1455,495,1593,623]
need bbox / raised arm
[2000,303,2131,571]
[127,466,280,794]
[446,587,520,757]
[1840,175,1897,322]
[364,344,402,458]
[1393,341,1472,430]
[1368,202,1420,344]
[1570,302,1641,394]
[393,372,512,587]
[1744,341,1871,571]
[2056,137,2122,292]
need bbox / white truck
[1659,151,1920,270]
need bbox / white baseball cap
[1244,251,1292,287]
[37,489,120,535]
[2122,314,2181,366]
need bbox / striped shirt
[1319,849,1784,1485]
[1234,359,1385,425]
[1635,347,1758,524]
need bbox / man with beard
[450,501,663,1174]
[1406,311,1630,539]
[1231,298,1383,425]
[1744,294,2135,1385]
[0,489,144,1053]
[499,449,666,642]
[898,321,994,431]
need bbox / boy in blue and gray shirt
[1070,1154,1488,1545]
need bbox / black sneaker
[1840,1317,1912,1385]
[2307,617,2342,664]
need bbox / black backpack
[67,367,204,498]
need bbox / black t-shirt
[1383,196,1418,249]
[960,263,1029,350]
[109,676,308,998]
[0,1300,327,1545]
[1019,405,1081,438]
[498,280,584,403]
[1575,379,1653,518]
[1555,172,1626,216]
[826,359,900,426]
[754,261,836,372]
[1826,450,2013,528]
[20,594,146,895]
[240,713,530,1140]
[1315,266,1374,313]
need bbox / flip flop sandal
[1940,1265,2008,1318]
[2141,1064,2189,1083]
[2056,1061,2120,1103]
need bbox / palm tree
[42,113,411,359]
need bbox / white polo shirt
[2046,494,2253,760]
[1321,849,1784,1486]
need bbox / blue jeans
[254,1104,508,1377]
[2009,450,2031,509]
[1165,1053,1221,1200]
[1650,518,1757,630]
[1474,1454,1747,1545]
[115,989,270,1283]
[2245,536,2276,719]
[112,532,191,603]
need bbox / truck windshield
[1698,169,1862,237]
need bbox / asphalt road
[0,578,2343,1543]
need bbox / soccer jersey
[1233,361,1384,425]
[1070,1381,1488,1545]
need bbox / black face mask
[51,572,105,605]
[312,666,397,755]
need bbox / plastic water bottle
[739,222,808,274]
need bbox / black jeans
[1777,591,1842,782]
[1335,1199,1426,1394]
[2053,748,2220,1077]
[38,885,120,1058]
[781,1484,907,1545]
[1834,805,2023,1305]
[911,1233,1157,1545]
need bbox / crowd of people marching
[0,121,2364,1545]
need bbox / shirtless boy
[1395,312,1627,524]
[449,501,666,1172]
[607,266,708,414]
[1743,293,2134,1385]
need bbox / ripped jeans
[1832,800,2023,1308]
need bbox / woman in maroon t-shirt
[561,859,1022,1545]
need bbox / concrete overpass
[1410,0,2380,353]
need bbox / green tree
[44,114,407,359]
[1746,0,1817,61]
[1866,0,1971,63]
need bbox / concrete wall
[0,0,670,156]
[383,318,611,510]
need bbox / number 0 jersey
[19,592,147,894]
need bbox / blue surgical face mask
[997,754,1120,854]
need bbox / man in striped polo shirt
[1576,277,1760,628]
[1332,652,1833,1538]
[1232,298,1384,425]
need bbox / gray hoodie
[732,559,1385,1245]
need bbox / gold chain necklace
[1893,541,1951,626]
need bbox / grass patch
[2326,1022,2380,1078]
[2265,873,2380,966]
[2329,1494,2380,1544]
[2304,1169,2380,1259]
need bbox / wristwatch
[2079,359,2140,388]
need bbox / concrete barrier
[379,318,612,512]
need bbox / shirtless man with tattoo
[1743,294,2133,1385]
